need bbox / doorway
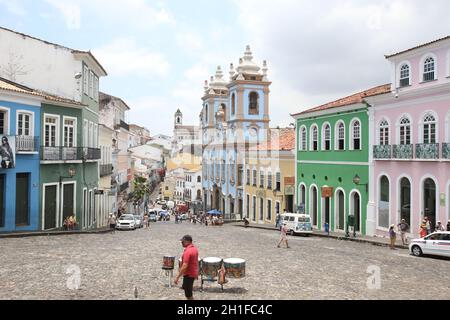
[44,185,58,230]
[336,190,345,231]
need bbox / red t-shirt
[181,244,199,278]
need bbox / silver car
[116,214,136,230]
[133,215,144,228]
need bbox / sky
[1,0,450,136]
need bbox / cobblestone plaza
[0,223,448,300]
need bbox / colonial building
[246,128,296,225]
[172,109,201,157]
[184,166,203,203]
[202,46,271,220]
[292,85,390,236]
[367,36,450,237]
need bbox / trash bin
[324,222,330,234]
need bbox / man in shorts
[277,222,290,248]
[174,235,199,300]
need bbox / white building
[184,167,203,202]
[172,109,201,157]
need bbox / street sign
[284,177,295,186]
[321,187,333,198]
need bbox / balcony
[392,144,414,160]
[41,147,101,161]
[114,120,129,132]
[100,164,113,177]
[119,182,129,193]
[416,143,439,160]
[373,145,391,159]
[443,143,450,159]
[16,136,39,153]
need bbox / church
[201,46,272,220]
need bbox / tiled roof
[0,77,85,106]
[100,92,130,110]
[385,35,450,59]
[251,128,295,152]
[292,84,391,117]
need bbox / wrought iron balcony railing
[373,145,392,159]
[415,143,440,160]
[41,147,102,161]
[442,143,450,160]
[83,148,101,160]
[100,164,113,177]
[16,136,39,152]
[392,144,414,160]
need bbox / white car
[116,214,136,230]
[409,231,450,258]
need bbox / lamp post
[348,174,367,238]
[60,167,76,184]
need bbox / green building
[292,85,388,236]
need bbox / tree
[132,175,149,204]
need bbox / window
[205,105,209,123]
[267,200,272,221]
[378,176,390,229]
[379,120,389,145]
[94,75,99,101]
[253,169,257,186]
[399,117,411,145]
[89,71,94,98]
[300,126,307,151]
[17,112,32,136]
[44,116,58,147]
[336,122,345,150]
[323,124,331,150]
[311,125,318,151]
[246,169,250,185]
[221,104,227,121]
[63,118,76,147]
[197,176,201,183]
[83,65,89,95]
[400,64,410,87]
[275,172,281,191]
[249,92,259,115]
[231,93,236,116]
[352,120,361,150]
[260,170,265,188]
[89,122,94,148]
[267,172,273,190]
[423,57,435,82]
[423,114,437,144]
[0,110,9,135]
[94,124,98,148]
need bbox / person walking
[143,213,149,229]
[435,221,445,232]
[389,224,397,250]
[419,220,427,238]
[277,222,290,249]
[108,213,116,233]
[174,235,199,301]
[397,219,410,245]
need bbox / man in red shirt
[174,235,199,300]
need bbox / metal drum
[201,257,222,278]
[223,258,246,278]
[162,256,175,270]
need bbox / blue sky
[1,0,450,135]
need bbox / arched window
[400,64,410,87]
[423,113,437,144]
[351,120,361,150]
[311,125,318,151]
[378,175,390,229]
[300,126,307,151]
[231,93,236,116]
[336,122,345,150]
[249,92,259,115]
[197,176,201,183]
[379,119,389,145]
[399,117,411,145]
[423,57,435,82]
[323,124,331,150]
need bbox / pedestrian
[389,224,397,250]
[447,221,450,231]
[419,220,427,238]
[435,221,445,232]
[275,213,281,229]
[174,235,199,301]
[397,219,410,245]
[109,213,116,232]
[277,222,290,249]
[143,213,149,229]
[424,216,432,235]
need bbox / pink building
[366,36,450,238]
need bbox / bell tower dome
[174,108,183,127]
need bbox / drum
[162,256,175,270]
[201,257,222,278]
[223,258,246,278]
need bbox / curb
[232,224,408,249]
[0,228,114,239]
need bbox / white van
[281,213,313,236]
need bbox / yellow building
[245,128,296,226]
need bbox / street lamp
[353,174,368,193]
[60,167,76,184]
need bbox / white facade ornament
[229,63,235,81]
[262,60,269,81]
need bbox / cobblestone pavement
[0,222,449,300]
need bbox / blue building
[201,46,272,220]
[0,78,42,232]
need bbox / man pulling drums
[174,235,199,301]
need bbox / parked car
[116,214,137,230]
[281,213,313,236]
[409,231,450,258]
[134,215,144,228]
[148,211,158,222]
[157,200,167,206]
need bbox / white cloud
[0,0,26,16]
[45,0,81,30]
[92,38,171,77]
